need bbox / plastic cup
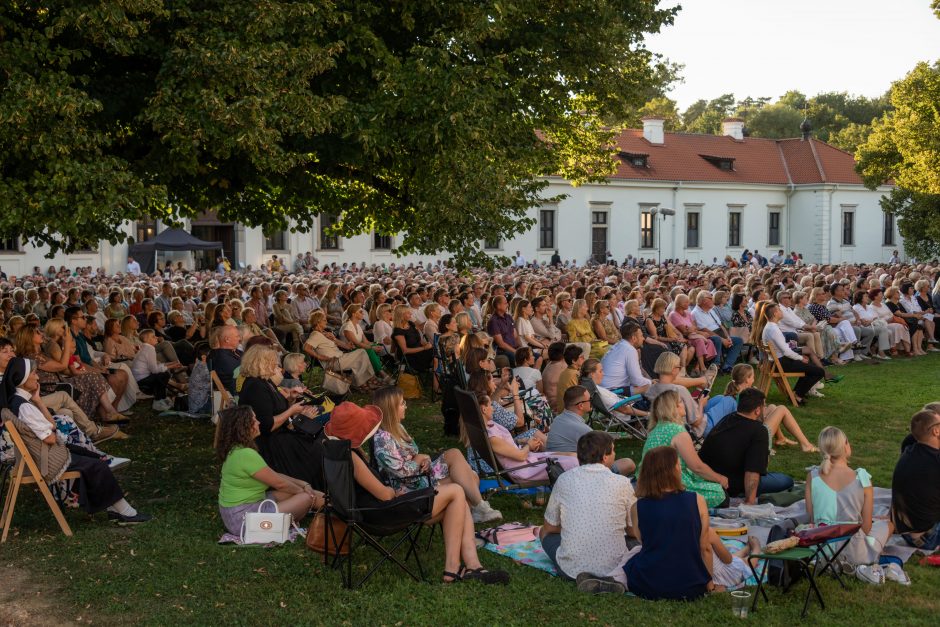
[731,590,751,618]
[534,487,547,507]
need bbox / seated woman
[239,307,287,353]
[643,298,692,372]
[869,289,912,356]
[669,294,716,375]
[759,303,825,405]
[304,310,381,390]
[40,319,127,423]
[886,286,926,356]
[0,357,150,524]
[216,405,323,536]
[471,391,577,482]
[280,352,307,388]
[580,358,648,420]
[515,299,547,352]
[624,445,714,600]
[341,304,387,381]
[325,400,510,584]
[794,290,843,363]
[238,344,326,489]
[371,304,394,356]
[720,364,817,453]
[591,300,621,346]
[566,298,607,358]
[272,289,304,351]
[637,391,728,508]
[371,386,502,523]
[805,427,893,576]
[103,318,138,361]
[391,305,433,372]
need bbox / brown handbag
[306,511,350,556]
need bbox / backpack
[476,522,540,546]
[765,518,802,588]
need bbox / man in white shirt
[600,323,650,393]
[408,292,427,326]
[514,251,526,267]
[290,283,319,331]
[126,257,141,276]
[691,292,742,373]
[540,430,637,592]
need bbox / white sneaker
[108,457,132,471]
[856,564,885,585]
[152,399,172,412]
[808,389,825,398]
[883,562,911,586]
[471,500,503,523]
[875,354,891,361]
[853,354,864,362]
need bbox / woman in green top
[216,406,325,535]
[638,390,728,508]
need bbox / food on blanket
[762,536,799,554]
[710,518,749,536]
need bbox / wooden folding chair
[1,417,81,543]
[210,370,234,448]
[757,343,803,406]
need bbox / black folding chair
[454,387,551,495]
[321,438,435,589]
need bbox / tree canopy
[856,61,940,259]
[0,1,678,267]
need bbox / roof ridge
[807,139,827,182]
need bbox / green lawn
[2,354,939,626]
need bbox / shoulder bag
[306,510,350,556]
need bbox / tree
[857,62,940,258]
[634,96,681,131]
[744,103,804,139]
[827,122,873,154]
[680,94,735,134]
[0,1,679,267]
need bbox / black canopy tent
[128,228,223,274]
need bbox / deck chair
[1,412,81,543]
[321,438,435,589]
[454,387,551,494]
[757,343,803,406]
[581,378,648,439]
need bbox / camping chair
[756,343,803,406]
[0,412,81,543]
[581,378,647,439]
[454,387,551,495]
[321,438,435,589]
[747,525,860,618]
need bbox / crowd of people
[1,252,939,595]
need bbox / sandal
[442,570,463,584]
[460,566,510,585]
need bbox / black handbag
[289,413,329,439]
[546,458,566,487]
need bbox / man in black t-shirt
[699,388,794,504]
[893,408,940,550]
[208,325,242,395]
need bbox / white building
[0,118,897,275]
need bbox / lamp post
[649,207,676,266]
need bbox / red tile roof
[609,129,865,185]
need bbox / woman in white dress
[867,288,911,355]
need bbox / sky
[646,0,940,110]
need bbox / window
[883,212,895,246]
[640,210,655,249]
[842,210,855,246]
[686,212,700,248]
[539,209,556,249]
[319,214,340,250]
[701,154,735,171]
[728,212,741,247]
[373,233,392,250]
[768,211,781,246]
[0,237,20,252]
[618,151,649,168]
[483,237,501,250]
[592,211,607,226]
[136,218,157,243]
[263,230,287,251]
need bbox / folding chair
[1,413,81,543]
[747,525,860,618]
[321,438,435,589]
[210,369,234,448]
[756,343,803,406]
[454,387,551,495]
[581,378,647,439]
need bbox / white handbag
[240,499,292,545]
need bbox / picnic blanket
[218,525,305,547]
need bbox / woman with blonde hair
[390,304,433,371]
[591,300,621,345]
[271,289,303,351]
[371,386,501,523]
[638,390,727,508]
[237,344,326,489]
[371,303,394,356]
[805,427,895,580]
[566,298,607,358]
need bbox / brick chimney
[722,118,745,140]
[642,117,665,145]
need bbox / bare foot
[747,536,762,555]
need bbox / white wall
[0,182,899,275]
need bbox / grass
[2,354,940,626]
